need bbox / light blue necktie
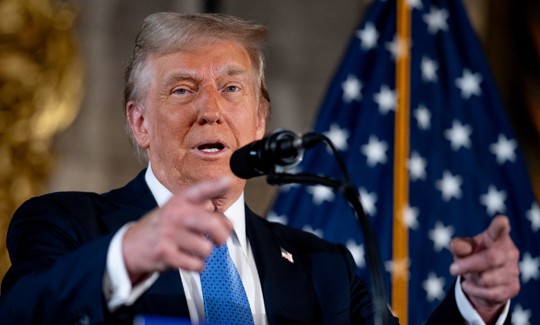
[201,243,254,325]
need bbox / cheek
[148,110,189,147]
[231,112,263,142]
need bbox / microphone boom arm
[267,172,390,325]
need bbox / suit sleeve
[425,283,467,324]
[425,282,512,325]
[0,196,114,324]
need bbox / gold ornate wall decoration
[0,0,82,281]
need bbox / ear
[255,101,268,140]
[126,101,150,148]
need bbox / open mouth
[196,142,226,153]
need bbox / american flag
[268,0,540,324]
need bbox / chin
[191,166,231,181]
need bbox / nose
[200,111,221,125]
[197,88,222,125]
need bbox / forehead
[149,40,256,80]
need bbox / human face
[127,40,267,202]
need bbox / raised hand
[449,215,520,324]
[122,176,234,283]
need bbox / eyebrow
[161,72,199,90]
[217,64,254,84]
[221,64,249,77]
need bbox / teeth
[201,148,220,153]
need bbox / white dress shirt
[103,166,508,325]
[455,276,509,325]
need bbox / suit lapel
[246,208,320,324]
[100,170,158,232]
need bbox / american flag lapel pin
[280,247,294,263]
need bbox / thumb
[450,237,475,258]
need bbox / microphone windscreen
[229,144,263,179]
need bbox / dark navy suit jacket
[0,170,476,324]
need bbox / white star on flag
[359,187,377,217]
[408,151,427,181]
[403,204,420,230]
[435,170,463,201]
[385,35,409,60]
[429,221,454,252]
[385,258,410,280]
[407,0,423,10]
[421,56,438,82]
[512,305,532,325]
[278,182,300,192]
[455,68,482,99]
[346,240,365,268]
[519,252,540,283]
[414,104,431,130]
[302,225,324,238]
[307,185,335,205]
[356,22,379,50]
[490,134,517,164]
[373,85,397,114]
[423,7,449,34]
[423,272,446,302]
[527,203,540,232]
[342,74,362,103]
[480,185,507,216]
[324,124,349,151]
[361,136,388,167]
[445,120,472,151]
[267,211,288,224]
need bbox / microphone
[230,129,322,179]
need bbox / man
[0,12,519,324]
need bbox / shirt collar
[144,165,173,207]
[144,165,247,255]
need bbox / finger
[466,215,511,252]
[450,247,507,276]
[123,228,207,276]
[160,244,207,272]
[182,176,232,205]
[450,237,475,258]
[486,215,511,243]
[173,230,214,259]
[451,237,519,276]
[175,254,207,272]
[175,210,233,246]
[450,216,514,276]
[461,276,520,305]
[463,264,519,288]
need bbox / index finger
[182,176,232,205]
[486,215,511,243]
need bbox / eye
[172,88,189,95]
[224,85,240,93]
